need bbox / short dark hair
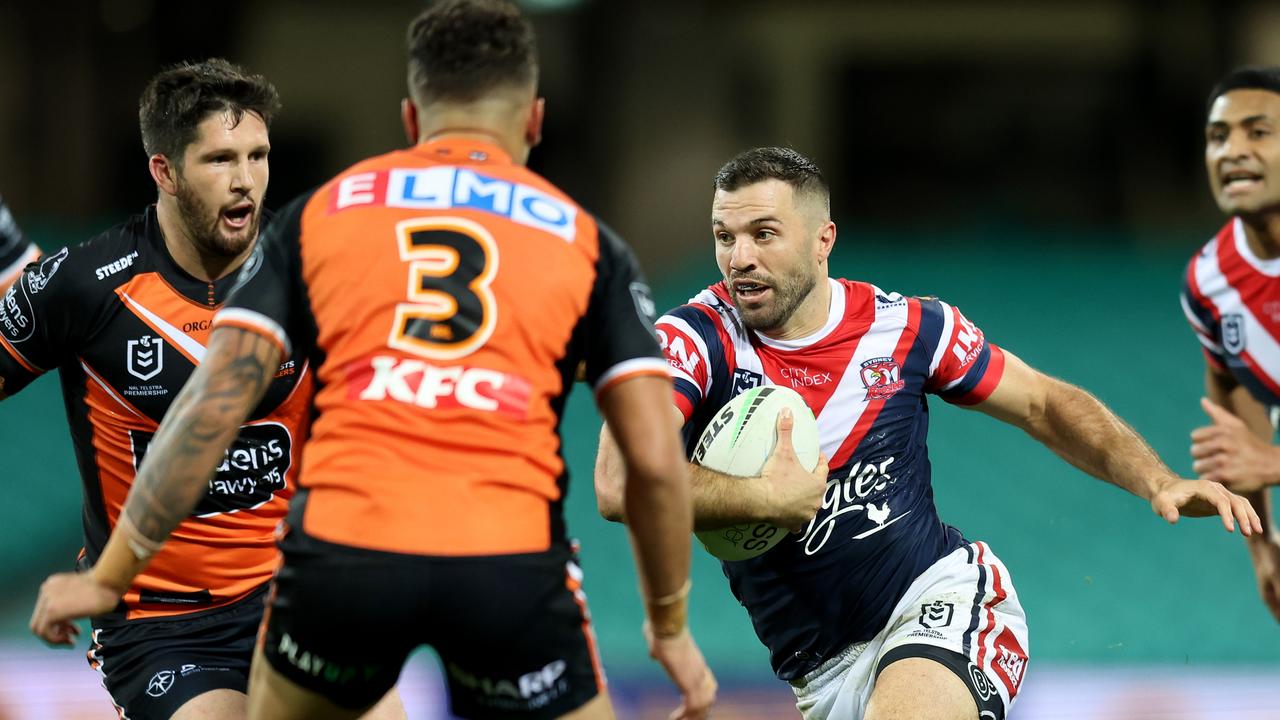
[1208,66,1280,110]
[714,147,830,208]
[138,58,280,161]
[406,0,538,104]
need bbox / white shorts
[791,541,1029,720]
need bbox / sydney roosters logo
[860,357,904,400]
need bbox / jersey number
[390,217,499,360]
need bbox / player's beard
[733,265,818,333]
[174,175,258,259]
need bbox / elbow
[593,467,626,523]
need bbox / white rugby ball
[692,385,820,561]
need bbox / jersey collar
[413,137,513,166]
[1232,217,1280,277]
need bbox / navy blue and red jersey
[657,278,1006,680]
[1183,218,1280,425]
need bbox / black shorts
[87,587,265,720]
[261,496,605,718]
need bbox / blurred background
[2,0,1280,717]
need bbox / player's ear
[526,97,545,148]
[815,220,837,263]
[149,154,178,198]
[400,98,420,146]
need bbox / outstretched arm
[972,349,1261,535]
[30,327,281,644]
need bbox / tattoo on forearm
[122,328,281,545]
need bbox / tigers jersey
[215,137,666,557]
[0,194,40,293]
[658,279,1006,680]
[0,207,310,621]
[1183,218,1280,425]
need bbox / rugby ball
[692,385,820,561]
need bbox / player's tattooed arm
[30,326,283,645]
[98,327,282,590]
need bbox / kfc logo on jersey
[350,355,532,418]
[1223,313,1246,355]
[127,336,164,381]
[860,357,904,400]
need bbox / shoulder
[61,211,156,289]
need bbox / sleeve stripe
[211,308,292,358]
[950,345,1006,406]
[927,300,956,376]
[1193,331,1224,354]
[656,313,713,394]
[1180,291,1211,335]
[593,357,671,394]
[0,244,39,289]
[0,333,41,374]
[667,364,698,387]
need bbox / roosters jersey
[657,278,1006,680]
[0,194,40,293]
[0,207,310,621]
[214,137,667,557]
[1183,218,1280,426]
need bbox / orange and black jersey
[0,206,311,621]
[0,194,40,292]
[216,137,668,557]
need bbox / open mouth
[221,202,254,230]
[732,279,772,303]
[1222,169,1264,193]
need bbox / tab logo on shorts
[131,422,292,516]
[1223,313,1246,355]
[126,335,164,381]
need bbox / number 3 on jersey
[390,217,499,360]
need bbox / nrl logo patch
[1222,314,1246,355]
[127,335,164,381]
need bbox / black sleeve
[581,220,669,393]
[0,245,83,395]
[213,192,314,357]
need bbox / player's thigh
[248,645,367,720]
[257,521,418,714]
[170,688,248,720]
[865,657,976,720]
[361,688,408,719]
[433,549,607,719]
